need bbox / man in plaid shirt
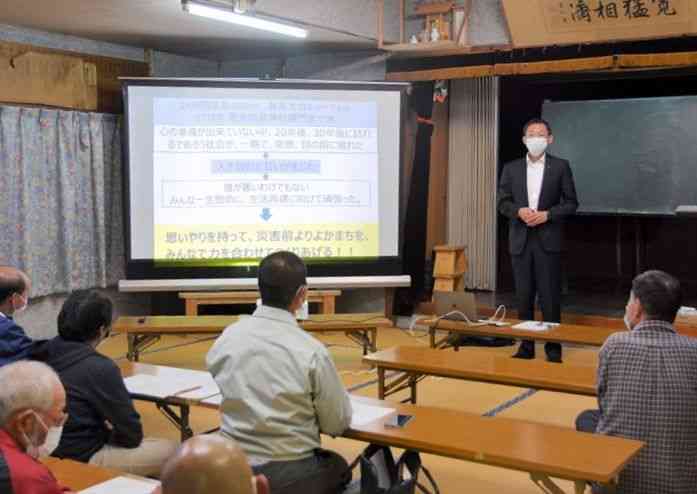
[576,270,697,493]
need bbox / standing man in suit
[497,118,578,362]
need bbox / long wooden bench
[421,317,623,349]
[113,313,391,361]
[179,289,341,315]
[348,396,642,494]
[476,305,697,339]
[117,362,643,494]
[364,346,596,403]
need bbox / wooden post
[384,287,395,318]
[321,294,335,314]
[400,0,405,44]
[378,0,385,48]
[185,299,198,316]
[377,367,386,399]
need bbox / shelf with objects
[377,0,507,58]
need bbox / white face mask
[623,314,633,331]
[41,425,64,456]
[22,411,65,458]
[20,412,46,458]
[525,136,549,157]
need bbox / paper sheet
[350,400,395,427]
[79,476,159,494]
[125,367,219,400]
[124,374,206,399]
[202,394,223,406]
[176,379,220,400]
[512,321,559,332]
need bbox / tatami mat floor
[102,326,600,493]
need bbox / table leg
[127,335,161,362]
[378,367,386,399]
[322,295,335,314]
[429,326,436,348]
[369,327,377,353]
[185,299,198,316]
[158,402,194,441]
[345,330,372,355]
[384,287,395,318]
[529,473,566,494]
[409,375,417,404]
[127,335,137,362]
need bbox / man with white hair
[0,361,73,493]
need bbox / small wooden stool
[432,245,467,292]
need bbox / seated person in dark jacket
[31,289,177,477]
[0,266,34,367]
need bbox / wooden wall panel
[0,51,97,110]
[0,40,148,113]
[502,0,697,48]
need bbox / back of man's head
[631,270,682,323]
[0,266,29,307]
[258,251,307,310]
[159,435,268,494]
[57,289,113,343]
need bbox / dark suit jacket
[497,154,579,255]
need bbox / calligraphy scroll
[502,0,697,47]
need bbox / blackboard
[542,96,697,215]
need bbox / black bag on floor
[448,334,514,348]
[355,444,439,494]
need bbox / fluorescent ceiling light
[183,1,308,39]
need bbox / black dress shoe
[512,349,535,359]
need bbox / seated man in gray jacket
[207,251,353,494]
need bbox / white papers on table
[512,321,560,332]
[124,369,218,400]
[79,476,159,494]
[202,394,223,406]
[157,368,219,399]
[176,379,220,400]
[350,400,395,427]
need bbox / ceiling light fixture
[182,0,308,39]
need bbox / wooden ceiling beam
[493,55,614,76]
[386,51,697,81]
[617,51,697,69]
[386,64,493,81]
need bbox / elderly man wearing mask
[0,360,73,494]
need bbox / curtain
[448,77,499,290]
[0,105,124,297]
[396,81,435,315]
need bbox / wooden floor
[102,325,601,493]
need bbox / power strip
[477,319,510,327]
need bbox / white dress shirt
[206,305,352,465]
[526,153,545,210]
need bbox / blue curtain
[0,105,124,297]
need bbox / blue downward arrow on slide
[260,208,272,221]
